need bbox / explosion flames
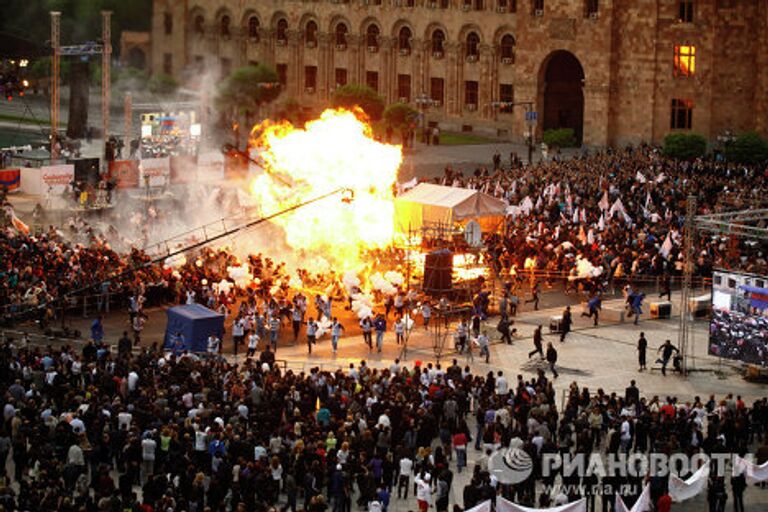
[249,109,402,274]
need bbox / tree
[331,84,385,122]
[148,73,178,95]
[662,133,707,160]
[383,102,418,130]
[217,64,282,123]
[725,132,768,164]
[542,128,577,148]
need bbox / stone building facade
[151,0,768,147]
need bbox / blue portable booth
[164,303,224,352]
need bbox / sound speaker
[650,302,672,319]
[423,249,453,294]
[68,158,101,185]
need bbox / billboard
[709,270,768,365]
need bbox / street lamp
[414,92,436,144]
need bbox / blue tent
[164,304,224,352]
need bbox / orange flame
[249,109,402,273]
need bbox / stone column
[381,37,395,103]
[287,30,301,99]
[479,43,493,120]
[318,32,333,101]
[348,34,362,85]
[445,42,460,116]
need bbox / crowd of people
[0,341,766,512]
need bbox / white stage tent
[394,183,507,233]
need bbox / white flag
[669,461,710,502]
[660,233,673,259]
[635,171,647,183]
[597,213,605,231]
[466,501,493,512]
[572,207,579,224]
[497,496,587,512]
[615,484,653,512]
[733,455,768,484]
[598,191,610,211]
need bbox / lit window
[670,98,693,130]
[678,0,694,23]
[673,45,696,76]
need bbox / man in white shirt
[207,334,220,355]
[495,370,509,396]
[247,331,259,357]
[620,415,632,454]
[127,370,139,393]
[397,455,413,499]
[141,433,157,483]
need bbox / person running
[247,330,259,358]
[268,315,280,351]
[560,306,572,343]
[525,280,541,310]
[291,306,303,342]
[360,316,373,349]
[637,332,648,371]
[374,314,386,353]
[630,292,645,325]
[657,339,679,376]
[546,342,559,379]
[581,293,602,326]
[477,331,490,363]
[529,325,544,359]
[331,318,344,354]
[306,317,318,354]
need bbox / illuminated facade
[151,0,768,147]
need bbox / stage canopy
[394,183,507,233]
[164,303,224,352]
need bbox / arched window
[276,19,288,43]
[193,15,205,35]
[431,30,445,55]
[164,13,173,35]
[220,15,231,38]
[500,34,515,60]
[366,24,380,49]
[305,21,318,46]
[335,23,348,47]
[466,32,480,59]
[398,27,412,54]
[248,17,260,40]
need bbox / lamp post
[414,92,435,144]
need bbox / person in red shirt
[656,491,672,512]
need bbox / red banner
[0,168,20,191]
[109,160,140,189]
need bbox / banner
[733,455,768,484]
[497,497,586,512]
[140,157,171,187]
[668,461,709,502]
[614,484,652,512]
[170,154,197,184]
[0,168,20,192]
[466,500,492,512]
[41,164,75,194]
[109,160,140,189]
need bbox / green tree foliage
[542,128,577,148]
[147,73,178,95]
[383,102,418,130]
[217,64,282,119]
[725,132,768,164]
[662,133,708,160]
[330,84,385,122]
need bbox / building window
[430,77,444,105]
[585,0,598,17]
[466,33,480,60]
[220,15,231,38]
[193,15,205,35]
[398,27,412,54]
[500,34,515,61]
[276,19,288,44]
[397,74,411,102]
[305,21,318,46]
[248,17,260,41]
[335,68,348,87]
[464,80,478,107]
[431,30,445,55]
[678,0,694,23]
[335,23,348,48]
[164,13,173,35]
[532,0,544,15]
[365,71,379,92]
[499,84,514,112]
[163,53,173,75]
[366,71,379,92]
[366,24,380,50]
[305,66,317,91]
[673,45,696,76]
[277,64,288,86]
[670,98,693,129]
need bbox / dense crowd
[0,342,767,512]
[430,147,768,287]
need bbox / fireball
[249,109,402,273]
